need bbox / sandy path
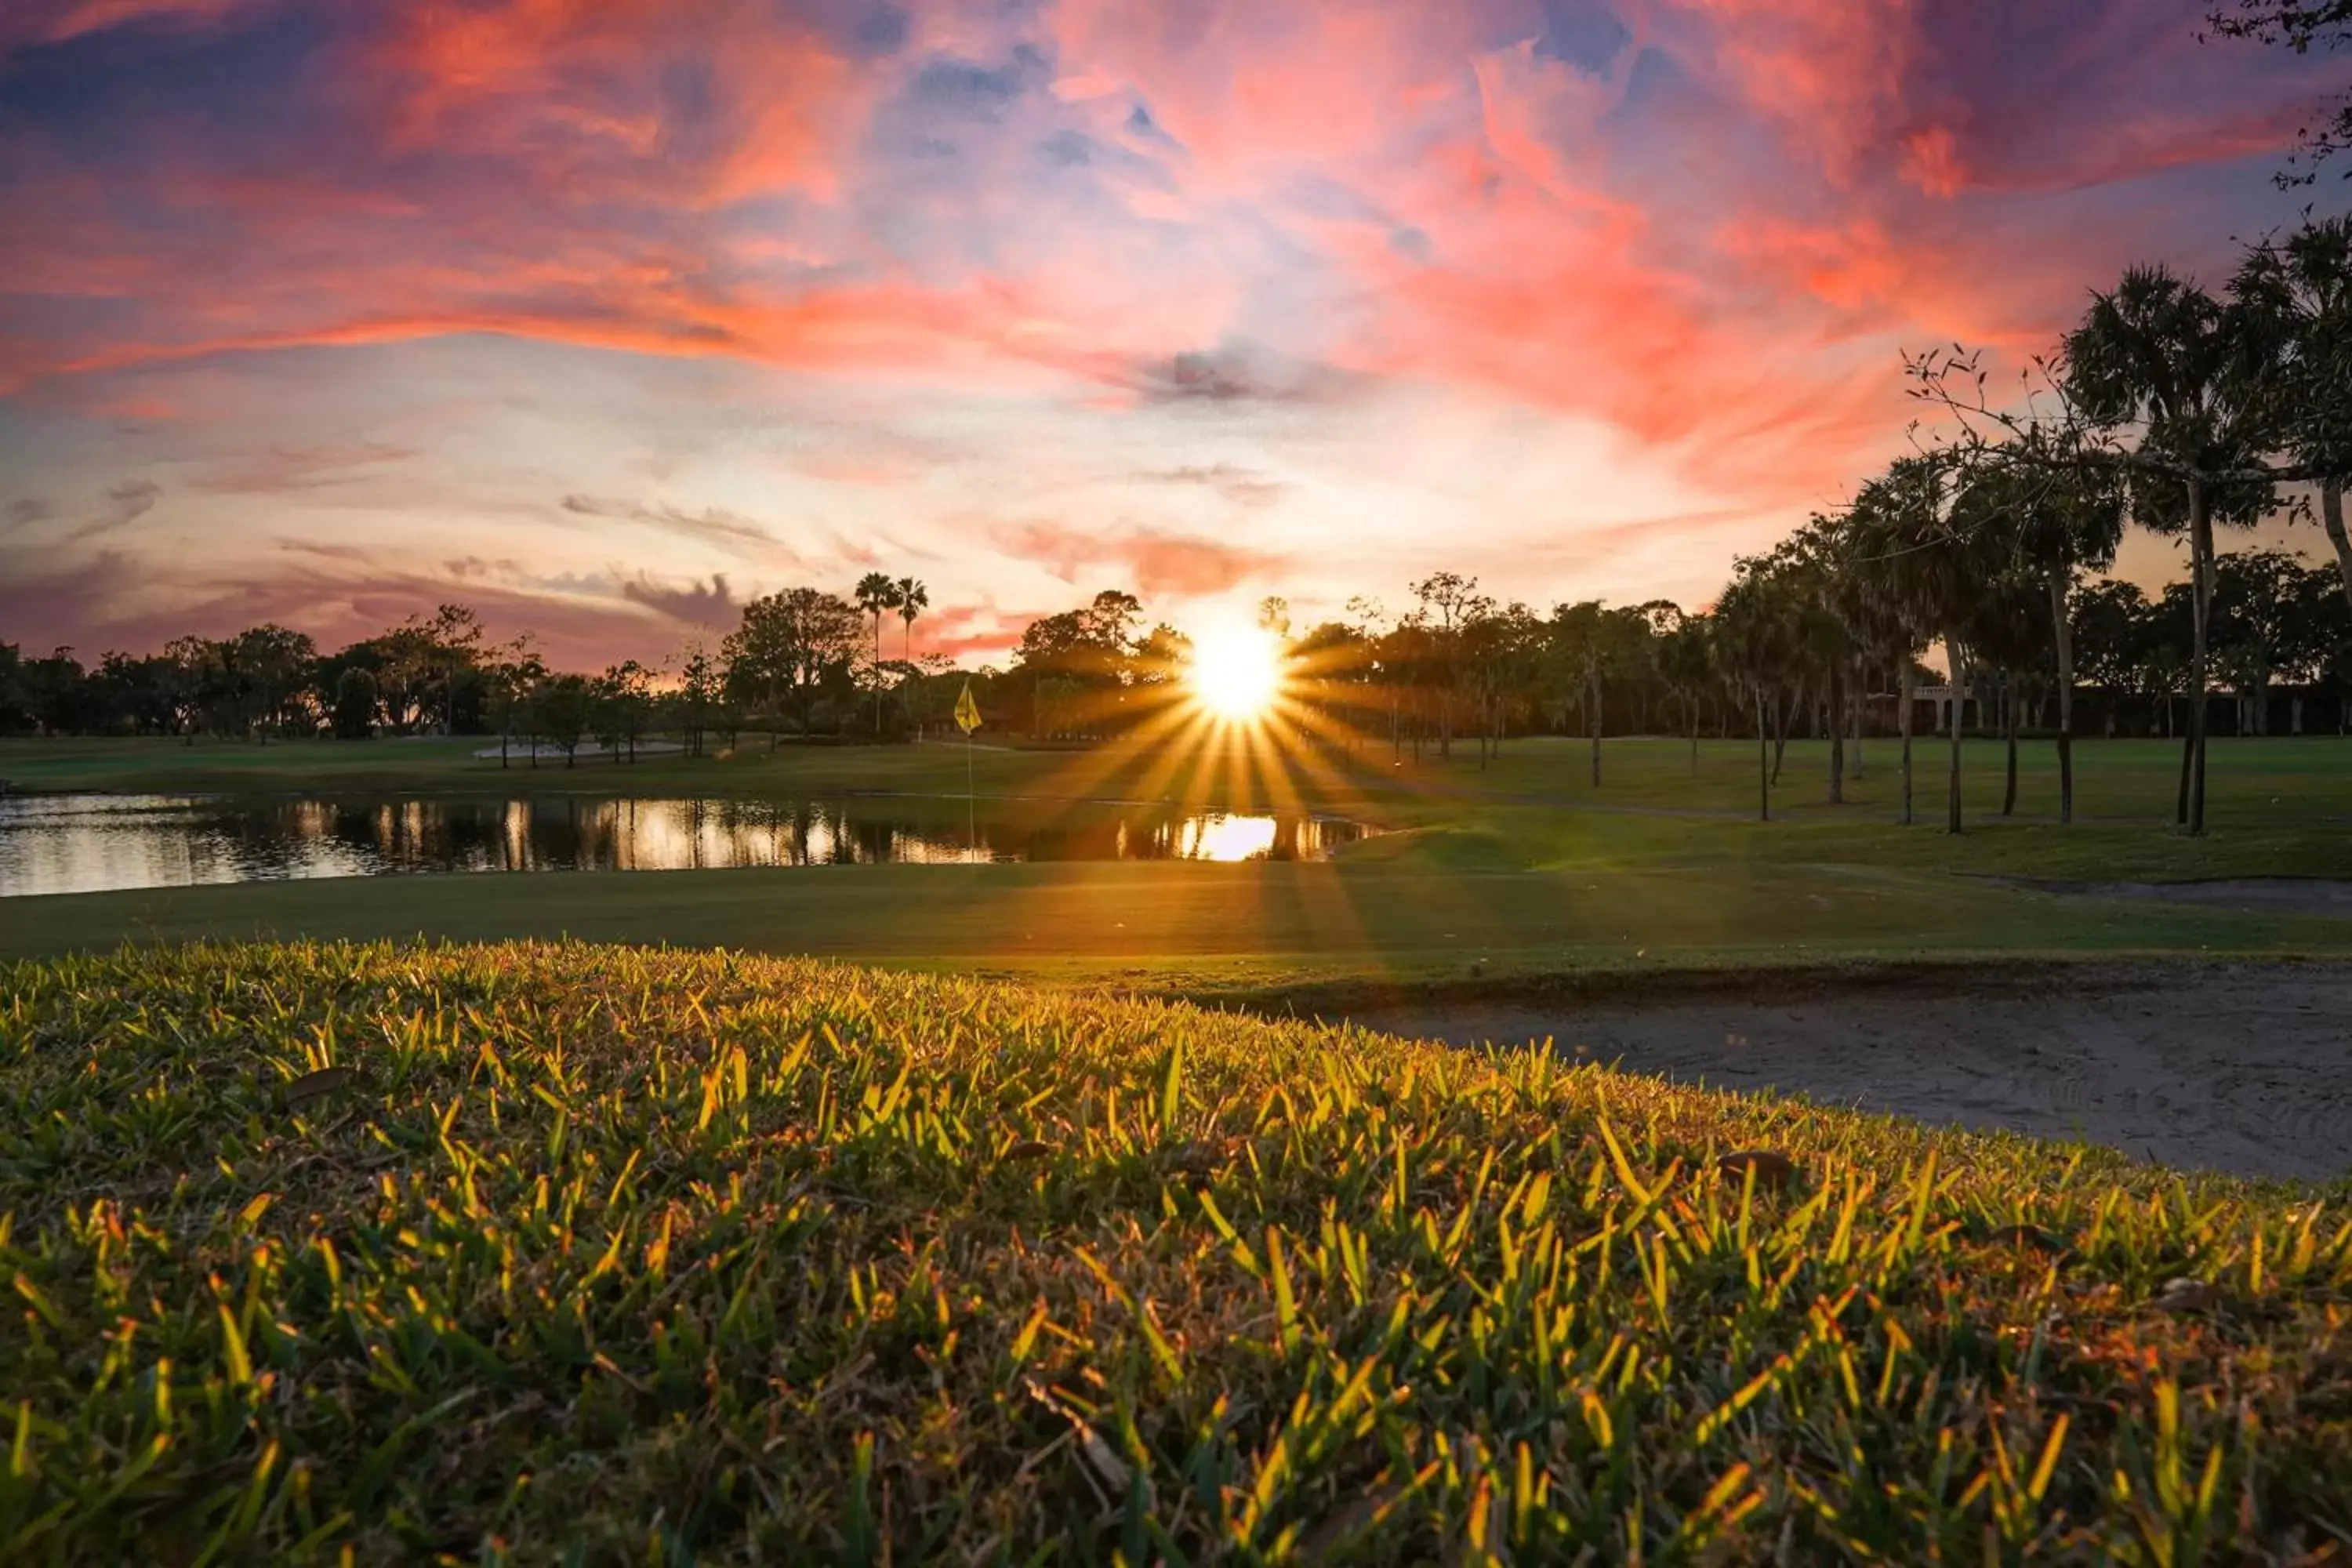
[1345,964,2352,1181]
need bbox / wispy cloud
[1145,463,1289,508]
[64,480,162,541]
[559,494,790,560]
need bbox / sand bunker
[1347,963,2352,1181]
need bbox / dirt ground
[1345,962,2352,1181]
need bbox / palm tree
[1958,563,2049,818]
[1654,615,1716,777]
[1995,452,2125,824]
[1550,601,1639,788]
[895,577,928,659]
[853,572,902,735]
[2234,217,2352,613]
[1780,520,1859,804]
[2063,266,2269,835]
[1844,466,1926,825]
[1712,557,1802,822]
[1848,456,2002,833]
[1824,513,1922,803]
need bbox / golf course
[5,804,2351,1557]
[19,0,2352,1554]
[13,708,2352,1564]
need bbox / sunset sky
[0,0,2339,668]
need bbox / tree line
[1876,209,2352,833]
[0,577,960,765]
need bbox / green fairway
[5,941,2347,1561]
[4,852,2350,990]
[5,732,2352,976]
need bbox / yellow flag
[953,679,982,735]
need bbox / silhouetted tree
[854,572,903,735]
[596,660,652,761]
[896,578,928,660]
[2064,267,2273,833]
[725,589,865,745]
[674,641,718,757]
[332,668,378,740]
[2235,216,2352,608]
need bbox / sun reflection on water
[0,795,1374,896]
[1178,813,1280,862]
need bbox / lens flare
[1189,625,1283,722]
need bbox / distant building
[1866,684,1980,735]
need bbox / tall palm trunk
[1769,688,1791,784]
[2323,476,2352,614]
[2049,572,2075,826]
[2000,673,2019,817]
[1898,659,1915,826]
[1826,662,1845,804]
[1946,642,1966,834]
[1754,689,1770,822]
[1687,695,1699,777]
[1588,674,1602,787]
[2187,476,2213,836]
[2176,723,2194,822]
[1850,670,1865,779]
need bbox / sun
[1189,624,1283,723]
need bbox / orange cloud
[996,520,1287,598]
[1900,125,1963,198]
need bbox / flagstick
[954,677,980,862]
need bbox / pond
[0,793,1379,898]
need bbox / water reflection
[0,794,1376,897]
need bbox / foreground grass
[4,942,2349,1562]
[5,858,2351,973]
